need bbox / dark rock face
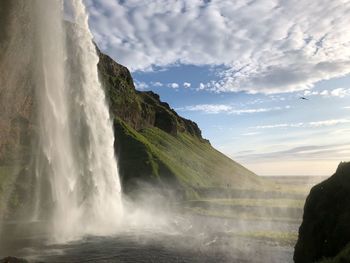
[294,162,350,263]
[0,0,36,165]
[97,50,204,140]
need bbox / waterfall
[0,0,123,242]
[38,0,123,241]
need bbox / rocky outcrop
[294,162,350,263]
[97,50,204,140]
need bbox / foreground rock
[294,162,350,263]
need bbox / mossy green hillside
[96,48,273,198]
[0,166,24,218]
[114,117,266,199]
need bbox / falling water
[0,0,122,242]
[38,0,123,241]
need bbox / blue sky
[83,0,350,175]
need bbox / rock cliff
[294,162,350,263]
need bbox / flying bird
[299,97,309,100]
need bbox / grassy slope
[96,50,272,199]
[95,49,277,199]
[114,117,269,199]
[140,127,262,188]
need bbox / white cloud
[304,88,350,98]
[255,118,350,129]
[255,123,303,129]
[183,82,191,88]
[235,143,350,162]
[330,88,350,97]
[320,90,329,96]
[242,132,261,136]
[309,119,350,127]
[177,104,290,114]
[168,82,179,89]
[86,0,350,94]
[231,107,282,115]
[151,81,163,87]
[304,90,319,96]
[197,83,207,91]
[134,81,149,90]
[178,104,233,114]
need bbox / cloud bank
[235,143,350,162]
[86,0,350,94]
[177,104,290,114]
[304,88,350,98]
[254,118,350,129]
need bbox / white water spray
[33,0,122,241]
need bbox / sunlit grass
[115,117,271,198]
[186,207,302,223]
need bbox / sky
[83,0,350,176]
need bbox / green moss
[114,118,160,182]
[114,118,268,199]
[0,167,9,195]
[185,206,300,223]
[140,128,264,189]
[0,166,15,195]
[0,166,19,217]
